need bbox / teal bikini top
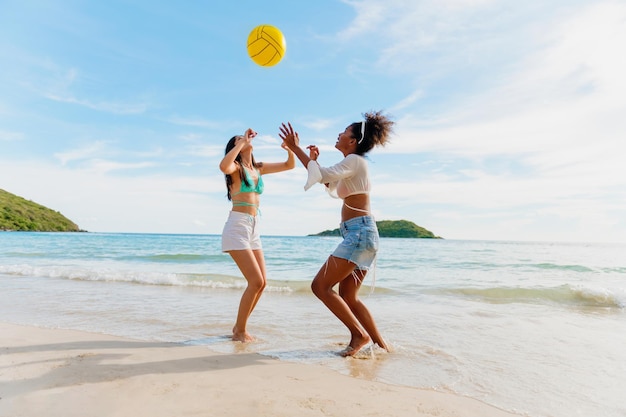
[232,166,264,196]
[231,166,264,212]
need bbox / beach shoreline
[0,322,520,417]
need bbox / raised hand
[279,122,299,149]
[306,145,319,161]
[244,128,257,140]
[235,128,257,147]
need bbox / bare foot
[232,331,255,343]
[373,338,390,352]
[340,335,371,357]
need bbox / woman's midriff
[341,193,370,221]
[231,205,258,216]
[230,192,260,216]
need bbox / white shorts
[221,211,262,252]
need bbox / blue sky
[1,0,625,242]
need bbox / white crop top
[304,154,370,199]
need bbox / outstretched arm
[279,122,316,168]
[259,142,296,175]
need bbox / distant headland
[0,189,83,232]
[1,187,440,238]
[310,219,442,239]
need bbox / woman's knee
[311,279,328,298]
[248,277,266,293]
[310,280,320,296]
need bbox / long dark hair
[224,135,260,201]
[351,110,394,155]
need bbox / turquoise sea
[1,232,625,417]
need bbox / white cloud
[385,2,626,166]
[341,0,524,76]
[23,64,151,115]
[390,89,425,112]
[300,117,339,131]
[43,92,149,114]
[54,142,108,165]
[338,0,387,40]
[355,1,626,242]
[53,142,163,174]
[81,159,157,175]
[185,144,225,158]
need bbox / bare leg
[228,249,267,342]
[339,269,389,351]
[249,249,267,310]
[311,256,371,357]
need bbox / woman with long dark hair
[219,128,294,342]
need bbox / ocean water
[1,232,625,417]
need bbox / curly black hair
[351,110,394,155]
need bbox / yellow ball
[247,25,286,67]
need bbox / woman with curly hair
[279,111,393,356]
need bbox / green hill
[310,219,441,238]
[0,189,82,232]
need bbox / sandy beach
[0,322,520,417]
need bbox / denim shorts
[332,215,379,270]
[221,211,262,252]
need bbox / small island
[310,219,441,239]
[1,189,82,232]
